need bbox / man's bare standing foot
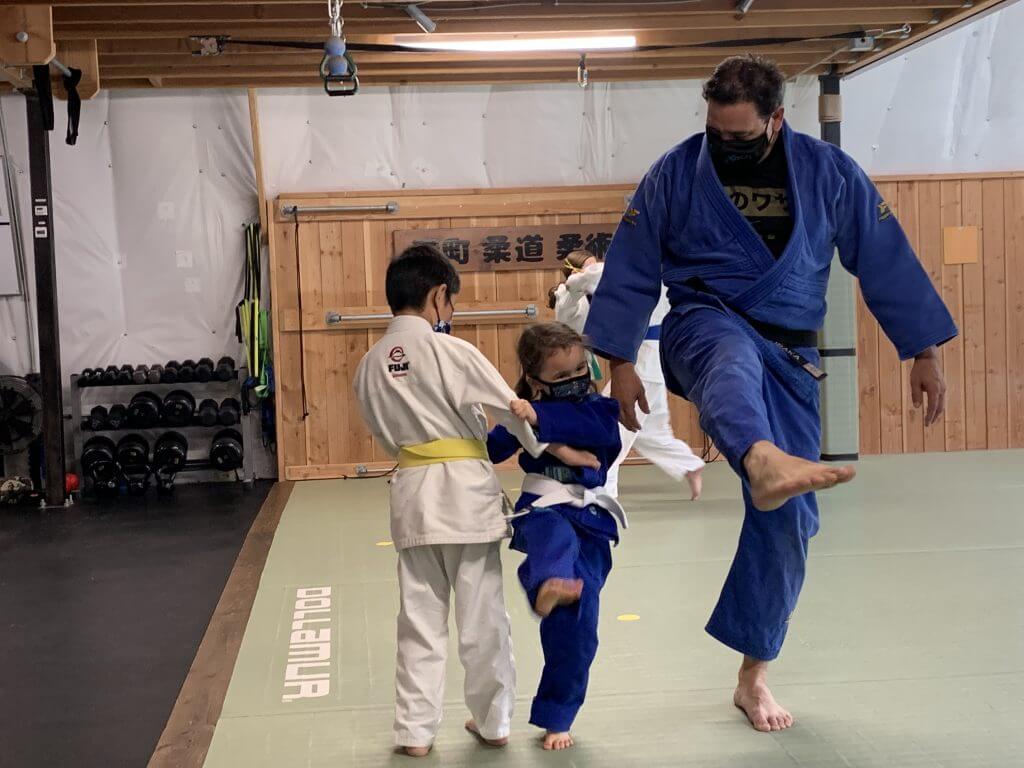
[744,441,855,511]
[534,577,583,618]
[464,719,508,747]
[733,656,794,732]
[543,731,574,750]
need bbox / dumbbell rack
[69,367,258,489]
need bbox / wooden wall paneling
[940,181,967,451]
[982,179,1008,449]
[856,285,882,456]
[916,181,947,452]
[271,220,308,475]
[1006,179,1024,448]
[296,223,328,464]
[875,182,904,454]
[960,180,988,450]
[897,182,925,453]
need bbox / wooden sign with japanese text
[392,224,617,271]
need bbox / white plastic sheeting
[843,0,1024,174]
[259,78,819,196]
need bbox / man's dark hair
[702,55,785,119]
[385,244,461,313]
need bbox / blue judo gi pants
[511,506,613,733]
[662,307,821,661]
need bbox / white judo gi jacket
[354,315,546,550]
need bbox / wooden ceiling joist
[0,1,1008,92]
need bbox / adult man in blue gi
[585,55,956,733]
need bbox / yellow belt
[397,438,489,469]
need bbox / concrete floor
[203,451,1024,767]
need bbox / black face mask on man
[707,121,772,170]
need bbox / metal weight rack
[69,366,258,488]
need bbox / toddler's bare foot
[402,745,431,757]
[543,731,574,750]
[465,719,508,747]
[534,577,583,618]
[686,468,703,500]
[744,441,854,511]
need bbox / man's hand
[610,359,649,432]
[510,398,538,426]
[547,443,601,470]
[910,346,946,427]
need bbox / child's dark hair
[385,244,461,313]
[547,249,599,309]
[514,322,589,399]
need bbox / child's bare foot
[402,745,431,757]
[534,578,583,618]
[464,719,508,747]
[686,468,703,500]
[744,441,855,511]
[543,731,575,750]
[733,657,794,732]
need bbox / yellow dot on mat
[375,540,393,547]
[617,614,640,622]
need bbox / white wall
[0,0,1021,380]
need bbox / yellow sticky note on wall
[943,226,980,265]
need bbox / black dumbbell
[82,436,119,494]
[197,398,220,427]
[101,366,119,385]
[153,431,188,492]
[117,365,134,385]
[162,389,196,427]
[147,365,163,385]
[177,359,196,383]
[86,368,104,386]
[116,434,151,495]
[78,368,94,388]
[107,403,128,430]
[195,358,214,383]
[132,365,149,385]
[162,361,180,384]
[215,356,236,382]
[128,391,162,429]
[218,397,241,427]
[88,405,109,431]
[210,428,243,471]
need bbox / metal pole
[49,58,72,79]
[326,304,537,324]
[818,68,860,463]
[282,202,399,216]
[25,91,67,507]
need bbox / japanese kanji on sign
[392,224,617,272]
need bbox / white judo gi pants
[394,542,515,747]
[603,341,704,498]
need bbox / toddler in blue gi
[488,322,625,751]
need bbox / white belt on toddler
[509,473,628,529]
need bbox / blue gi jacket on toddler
[486,391,623,733]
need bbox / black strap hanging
[62,67,82,146]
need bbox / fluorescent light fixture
[405,4,436,34]
[397,35,637,53]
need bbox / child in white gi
[550,249,705,500]
[354,246,596,758]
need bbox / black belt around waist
[684,278,818,348]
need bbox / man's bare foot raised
[464,719,508,748]
[744,441,855,511]
[543,731,575,750]
[534,577,583,618]
[734,657,794,733]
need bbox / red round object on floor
[65,472,80,493]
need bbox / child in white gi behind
[354,246,597,758]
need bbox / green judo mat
[204,452,1024,767]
